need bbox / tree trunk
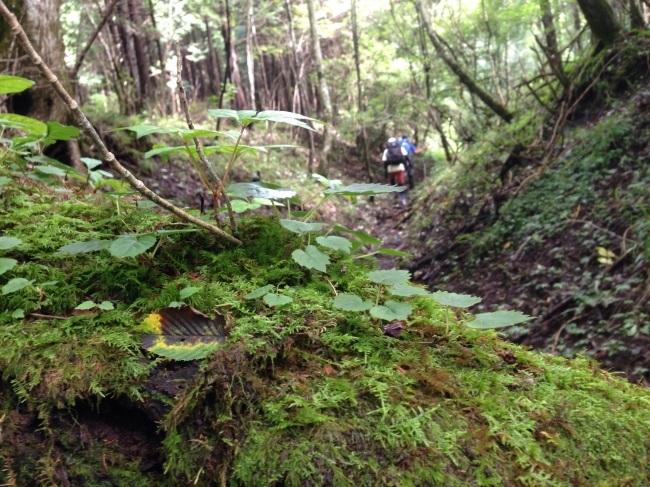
[245,0,256,109]
[629,0,645,29]
[538,0,570,87]
[575,0,622,46]
[205,17,222,97]
[306,0,333,177]
[415,0,513,124]
[351,0,371,182]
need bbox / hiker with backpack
[382,137,409,206]
[399,135,427,189]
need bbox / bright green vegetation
[1,167,649,486]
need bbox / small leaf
[0,114,47,136]
[430,291,482,308]
[228,183,296,200]
[206,108,242,123]
[292,245,330,272]
[11,308,25,319]
[332,225,381,245]
[179,286,200,300]
[81,157,102,170]
[332,293,373,312]
[0,236,22,250]
[229,199,255,213]
[0,75,35,94]
[280,219,324,234]
[109,235,156,258]
[0,258,18,275]
[376,248,412,257]
[389,284,430,297]
[2,278,35,295]
[466,310,533,329]
[98,301,115,311]
[324,183,406,196]
[383,321,406,338]
[40,281,59,287]
[367,269,411,286]
[75,300,97,310]
[0,176,12,186]
[45,121,80,141]
[263,293,293,307]
[370,300,413,321]
[35,165,67,177]
[245,284,274,299]
[57,239,112,255]
[316,236,352,254]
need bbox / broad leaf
[179,286,200,299]
[0,258,17,275]
[0,236,22,250]
[367,269,411,286]
[466,311,533,329]
[98,301,115,311]
[45,122,80,142]
[292,245,330,272]
[280,219,324,234]
[430,291,482,308]
[370,300,413,321]
[0,114,47,136]
[57,239,112,255]
[109,235,156,258]
[121,124,181,138]
[245,284,274,299]
[389,284,431,297]
[81,157,102,170]
[324,183,406,196]
[2,278,34,295]
[0,75,34,94]
[316,236,352,254]
[35,165,67,177]
[0,176,11,186]
[11,309,24,319]
[207,108,249,123]
[228,183,296,200]
[332,225,381,245]
[141,306,227,361]
[263,293,293,307]
[251,110,319,131]
[332,293,373,312]
[75,300,97,310]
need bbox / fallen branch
[0,2,242,246]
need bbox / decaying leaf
[140,306,227,361]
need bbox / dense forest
[0,0,649,485]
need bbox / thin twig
[0,2,241,245]
[71,0,120,77]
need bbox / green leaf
[0,236,22,250]
[206,108,245,123]
[228,183,296,200]
[179,286,200,300]
[324,183,406,196]
[430,291,482,308]
[466,311,533,329]
[251,110,319,131]
[109,235,156,258]
[367,269,411,286]
[0,75,34,94]
[292,245,330,272]
[75,300,97,310]
[229,199,256,213]
[57,239,112,255]
[120,124,182,138]
[35,165,67,177]
[98,301,115,311]
[0,176,11,186]
[376,248,412,257]
[44,122,80,142]
[332,293,373,312]
[390,284,431,297]
[280,219,324,234]
[332,225,381,245]
[0,114,47,136]
[2,278,34,295]
[26,156,85,181]
[316,236,352,254]
[245,284,274,299]
[263,293,293,306]
[0,258,17,275]
[370,300,413,321]
[81,157,102,170]
[40,281,59,287]
[11,308,24,319]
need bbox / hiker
[382,137,408,206]
[399,135,420,189]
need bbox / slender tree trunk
[351,0,371,182]
[629,0,645,28]
[245,0,255,109]
[416,0,513,123]
[575,0,622,46]
[205,17,221,97]
[537,0,570,87]
[128,0,148,106]
[306,0,333,176]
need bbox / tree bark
[575,0,622,46]
[351,0,371,182]
[537,0,570,87]
[306,0,333,176]
[245,0,255,109]
[415,0,513,124]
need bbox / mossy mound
[0,174,649,486]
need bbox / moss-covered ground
[0,169,649,486]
